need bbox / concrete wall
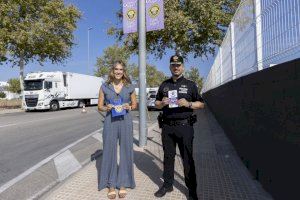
[202,58,300,200]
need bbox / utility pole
[138,0,147,147]
[88,27,93,75]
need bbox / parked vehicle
[23,71,104,111]
[147,88,158,110]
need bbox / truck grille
[25,98,38,107]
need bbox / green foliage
[129,64,167,87]
[126,63,139,82]
[146,64,167,87]
[185,66,203,93]
[95,44,131,78]
[0,0,81,66]
[95,44,166,86]
[6,78,21,94]
[0,92,6,98]
[109,0,241,58]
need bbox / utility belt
[157,113,197,128]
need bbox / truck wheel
[50,101,59,111]
[78,100,85,108]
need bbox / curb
[0,129,103,200]
[41,122,158,199]
[0,121,158,200]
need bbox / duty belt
[157,113,197,128]
[163,118,190,126]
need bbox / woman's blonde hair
[107,60,131,86]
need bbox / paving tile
[43,108,273,200]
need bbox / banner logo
[126,9,137,21]
[148,4,160,18]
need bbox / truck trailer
[23,71,104,111]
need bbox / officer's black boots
[154,185,174,197]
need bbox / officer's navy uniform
[156,75,203,199]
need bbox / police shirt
[156,76,203,119]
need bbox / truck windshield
[24,80,43,91]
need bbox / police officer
[154,55,204,200]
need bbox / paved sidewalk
[42,107,273,200]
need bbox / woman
[98,60,137,199]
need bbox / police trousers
[161,123,197,193]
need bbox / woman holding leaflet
[98,60,137,199]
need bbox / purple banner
[146,0,165,31]
[123,0,138,34]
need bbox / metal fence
[202,0,300,93]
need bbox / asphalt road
[0,107,159,187]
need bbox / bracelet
[188,102,192,108]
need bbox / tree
[95,44,131,78]
[0,0,81,91]
[108,0,241,58]
[95,44,166,86]
[185,66,203,93]
[6,78,21,94]
[146,64,167,87]
[0,92,6,98]
[126,63,139,83]
[119,63,166,87]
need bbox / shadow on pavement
[93,147,188,198]
[134,150,188,197]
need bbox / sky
[0,0,215,82]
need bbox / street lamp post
[138,0,147,147]
[87,27,93,75]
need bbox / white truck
[23,71,104,111]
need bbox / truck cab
[23,72,66,111]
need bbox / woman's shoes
[118,187,127,198]
[107,188,116,199]
[107,187,127,199]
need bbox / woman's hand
[106,104,114,111]
[122,103,132,110]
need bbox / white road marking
[92,132,102,142]
[0,117,66,128]
[0,123,17,128]
[0,128,103,194]
[133,120,139,124]
[0,109,96,129]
